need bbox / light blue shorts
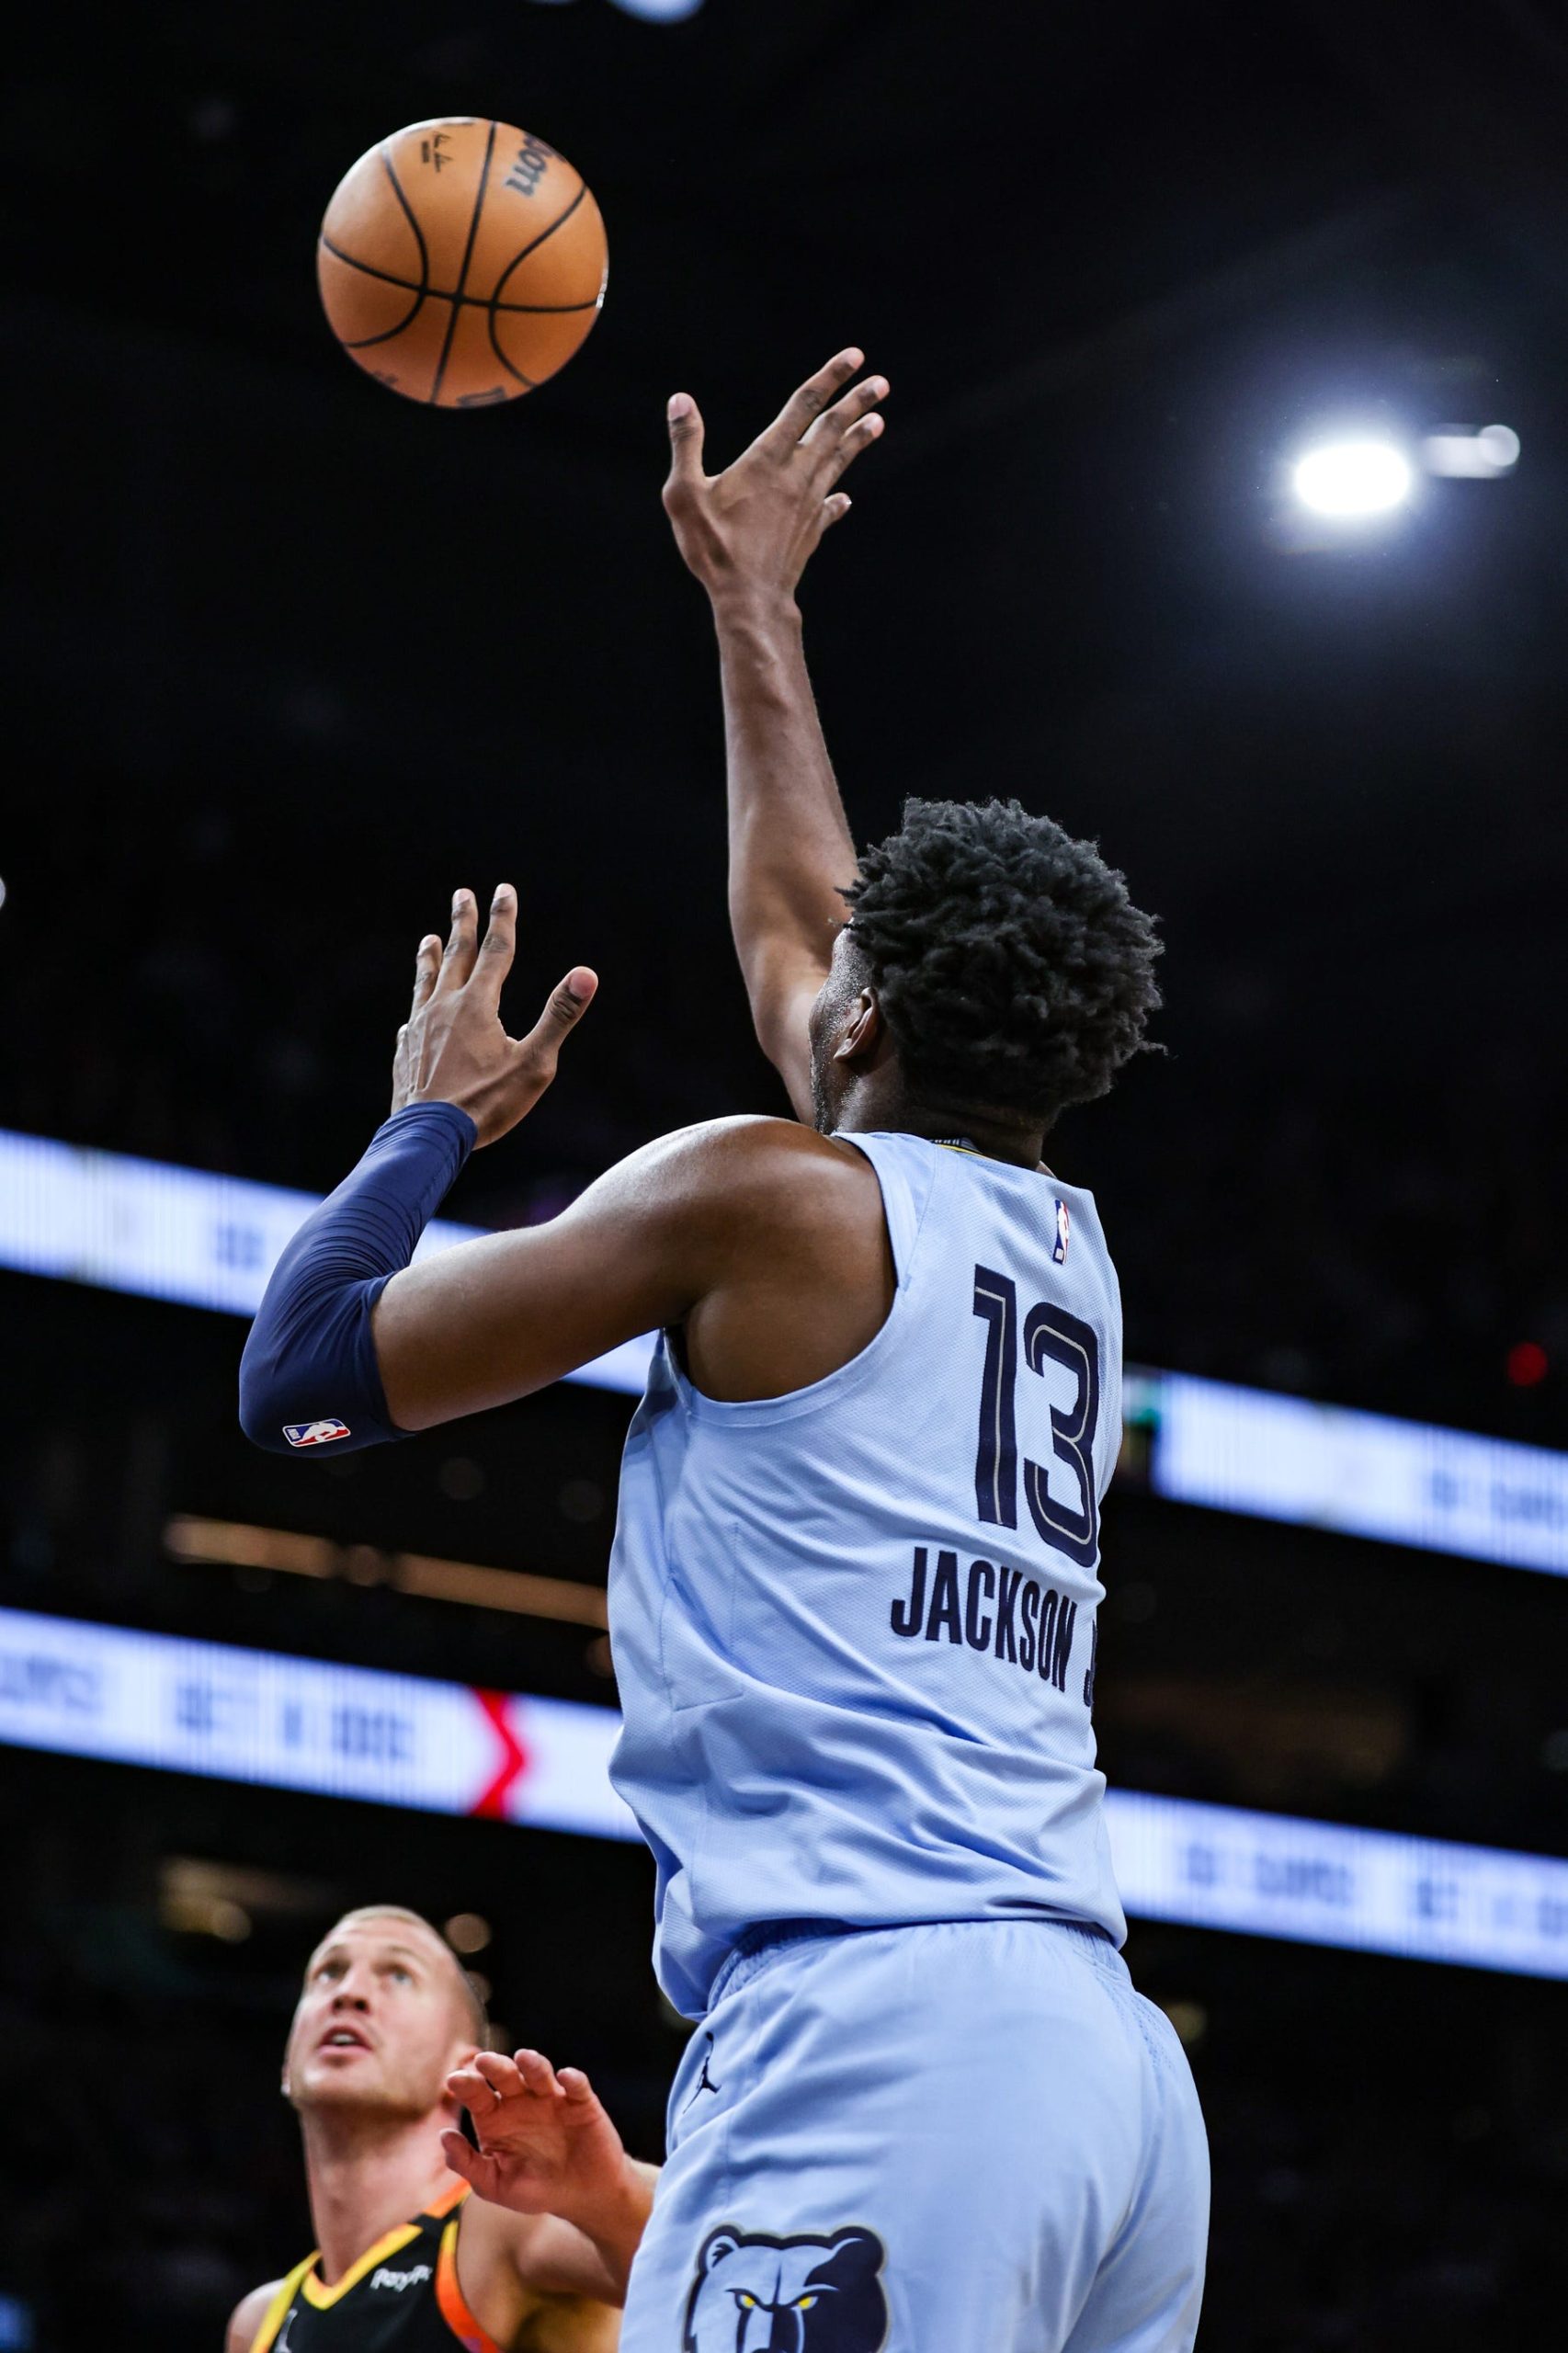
[620,1918,1208,2353]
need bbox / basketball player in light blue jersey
[242,349,1209,2350]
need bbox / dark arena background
[4,4,1568,2347]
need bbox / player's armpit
[747,958,825,1124]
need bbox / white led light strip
[2,1605,1565,1980]
[4,1127,1566,1574]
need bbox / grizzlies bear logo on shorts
[683,2226,888,2350]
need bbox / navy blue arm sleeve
[238,1101,477,1455]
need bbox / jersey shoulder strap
[835,1129,941,1286]
[248,2253,318,2353]
[434,2210,504,2353]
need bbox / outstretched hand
[391,886,597,1149]
[662,347,889,605]
[442,2048,633,2231]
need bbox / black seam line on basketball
[378,147,429,295]
[490,183,587,307]
[482,184,589,384]
[319,239,596,311]
[485,302,538,390]
[342,290,428,348]
[429,119,496,406]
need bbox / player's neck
[299,2109,457,2284]
[836,1075,1046,1170]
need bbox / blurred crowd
[1107,1044,1565,1442]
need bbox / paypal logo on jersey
[369,2262,432,2292]
[684,2226,888,2351]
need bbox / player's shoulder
[646,1114,879,1233]
[650,1113,870,1190]
[225,2279,286,2353]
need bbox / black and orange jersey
[250,2181,503,2353]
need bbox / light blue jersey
[609,1130,1208,2350]
[608,1129,1127,2022]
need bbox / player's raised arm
[662,349,889,1119]
[237,884,888,1448]
[237,883,689,1443]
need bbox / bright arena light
[1292,440,1414,517]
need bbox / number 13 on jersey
[971,1265,1101,1568]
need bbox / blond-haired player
[227,1904,655,2353]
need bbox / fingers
[664,392,707,493]
[470,883,517,1007]
[415,896,595,1118]
[818,492,853,538]
[447,2056,508,2111]
[409,933,442,1019]
[801,370,888,449]
[472,2049,527,2103]
[432,889,479,995]
[449,2049,569,2114]
[762,348,864,452]
[447,2063,495,2111]
[512,2047,564,2098]
[514,967,597,1080]
[815,407,886,492]
[439,2131,500,2198]
[426,886,517,1009]
[558,2065,597,2103]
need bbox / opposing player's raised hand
[663,347,888,603]
[441,2047,631,2230]
[391,886,597,1149]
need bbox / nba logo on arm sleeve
[283,1418,352,1448]
[1052,1199,1071,1265]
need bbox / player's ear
[833,988,883,1064]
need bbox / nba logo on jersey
[1052,1198,1071,1265]
[282,1418,351,1448]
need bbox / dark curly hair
[841,797,1163,1126]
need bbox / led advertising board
[4,1606,1565,1980]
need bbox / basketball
[317,118,608,408]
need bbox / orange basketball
[317,119,608,408]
